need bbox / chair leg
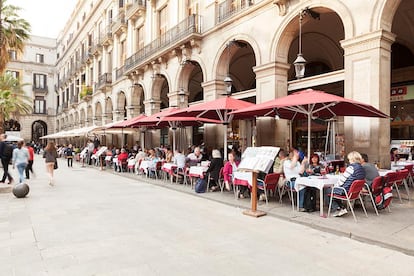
[290,189,295,211]
[359,195,368,218]
[365,185,379,216]
[403,179,410,201]
[347,200,358,223]
[393,184,403,203]
[328,193,333,217]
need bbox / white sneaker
[338,208,348,216]
[259,194,266,201]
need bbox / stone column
[253,61,290,149]
[341,30,395,168]
[201,80,226,149]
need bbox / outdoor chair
[148,161,163,179]
[361,176,384,216]
[392,169,410,202]
[127,159,136,173]
[257,173,281,204]
[328,179,368,222]
[403,164,414,187]
[118,159,128,172]
[279,178,298,211]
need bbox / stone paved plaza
[1,156,414,275]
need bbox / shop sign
[390,85,414,102]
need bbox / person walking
[0,134,14,184]
[25,142,35,179]
[12,140,29,184]
[65,144,74,167]
[43,141,58,186]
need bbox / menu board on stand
[237,146,280,217]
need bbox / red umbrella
[168,96,255,159]
[110,114,147,128]
[132,108,221,152]
[230,89,389,158]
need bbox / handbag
[54,160,58,170]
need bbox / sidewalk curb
[94,166,414,257]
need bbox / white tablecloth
[233,171,253,186]
[188,166,208,178]
[295,175,340,217]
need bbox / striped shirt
[338,163,365,191]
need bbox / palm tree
[0,0,31,73]
[0,73,32,133]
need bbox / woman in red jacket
[223,151,240,192]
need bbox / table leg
[319,188,324,217]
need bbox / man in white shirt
[186,146,202,166]
[283,149,306,211]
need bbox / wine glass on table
[321,168,327,178]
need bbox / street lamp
[293,8,320,79]
[224,75,233,95]
[293,10,306,79]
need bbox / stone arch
[151,74,170,109]
[178,60,205,103]
[31,120,47,143]
[95,101,103,125]
[374,0,402,31]
[105,97,114,121]
[213,35,261,85]
[271,2,353,64]
[86,105,93,124]
[80,108,86,126]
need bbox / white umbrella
[5,135,24,142]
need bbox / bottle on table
[335,165,340,175]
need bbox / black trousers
[25,160,34,179]
[67,157,73,167]
[1,158,13,182]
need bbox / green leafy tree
[0,73,32,133]
[0,0,31,73]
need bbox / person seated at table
[390,147,399,162]
[205,149,223,192]
[360,153,379,191]
[134,148,148,173]
[302,153,325,176]
[186,146,203,166]
[223,152,242,194]
[325,151,366,217]
[173,149,186,169]
[165,147,173,163]
[283,149,306,211]
[116,148,129,172]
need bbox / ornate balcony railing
[112,12,127,36]
[124,14,202,73]
[216,0,253,24]
[126,0,146,21]
[116,66,125,81]
[98,73,113,88]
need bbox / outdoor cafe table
[294,175,340,217]
[188,166,209,187]
[233,171,253,188]
[139,160,154,175]
[161,163,177,182]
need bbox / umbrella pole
[307,115,311,160]
[173,129,176,153]
[223,124,228,161]
[140,130,145,150]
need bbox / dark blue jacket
[338,163,365,191]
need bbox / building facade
[5,35,57,142]
[52,0,413,167]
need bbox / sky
[15,0,78,38]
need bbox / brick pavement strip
[0,155,413,275]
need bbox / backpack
[195,178,207,193]
[303,187,317,212]
[3,143,13,159]
[375,186,393,210]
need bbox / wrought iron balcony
[124,14,202,74]
[216,0,253,24]
[90,39,103,56]
[126,0,146,21]
[101,26,113,46]
[116,66,125,81]
[112,12,127,36]
[98,73,113,89]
